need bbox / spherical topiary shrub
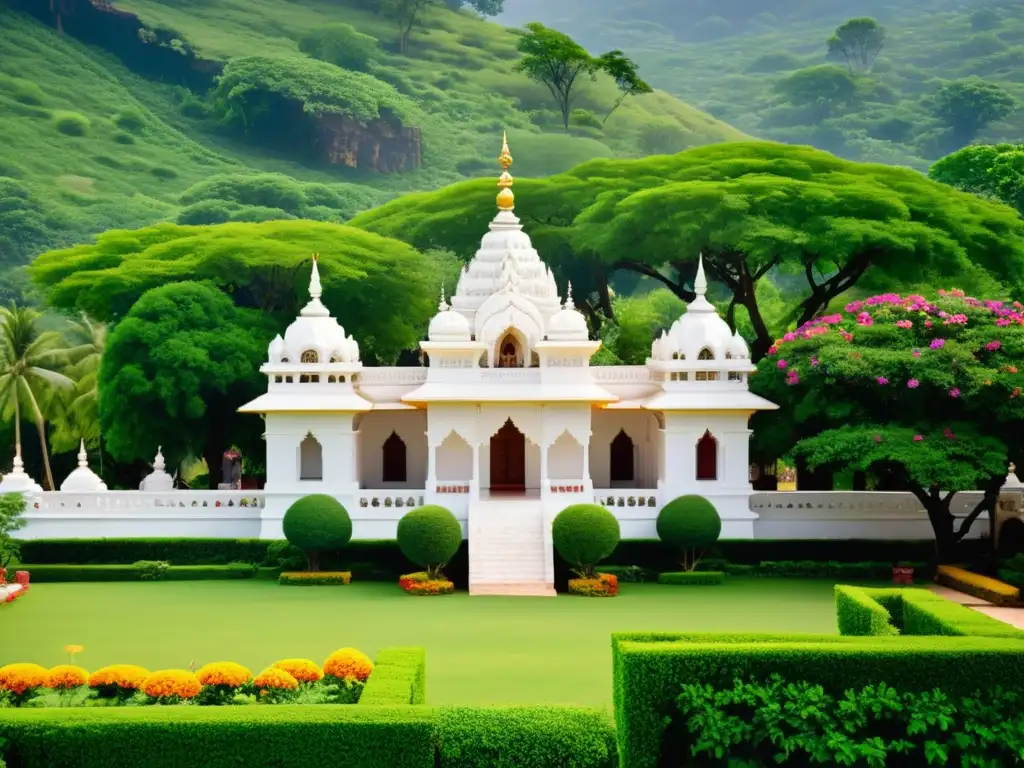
[282,494,352,572]
[396,505,461,579]
[656,495,722,571]
[552,504,620,578]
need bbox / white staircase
[468,498,555,596]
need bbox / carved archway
[299,433,323,481]
[696,430,717,481]
[610,429,635,484]
[490,419,526,491]
[382,431,407,483]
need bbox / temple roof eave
[400,382,619,406]
[237,392,373,414]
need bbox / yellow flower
[272,658,323,683]
[196,661,251,688]
[253,667,298,690]
[0,663,49,695]
[46,665,89,690]
[88,665,150,691]
[323,648,373,683]
[141,669,201,700]
[64,645,84,655]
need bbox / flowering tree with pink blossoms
[751,290,1024,560]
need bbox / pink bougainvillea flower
[986,340,1002,351]
[944,428,955,439]
[913,435,924,442]
[840,330,853,342]
[786,371,800,386]
[949,388,960,398]
[877,377,889,385]
[944,314,967,325]
[930,339,945,349]
[912,349,921,358]
[895,320,912,329]
[768,345,778,355]
[907,379,919,388]
[846,300,864,313]
[777,359,788,369]
[925,320,934,328]
[857,312,873,326]
[810,356,819,367]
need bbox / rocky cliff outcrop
[315,111,422,173]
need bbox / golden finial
[497,131,514,211]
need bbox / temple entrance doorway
[490,419,526,492]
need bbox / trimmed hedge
[0,706,436,768]
[937,564,1021,606]
[657,571,724,585]
[15,539,269,565]
[434,707,617,768]
[19,564,267,582]
[0,705,617,768]
[835,585,1024,639]
[612,631,1024,768]
[279,571,351,586]
[360,648,426,706]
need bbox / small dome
[651,255,733,361]
[277,257,360,364]
[428,292,472,342]
[141,446,174,492]
[61,440,108,492]
[268,335,286,363]
[546,285,589,341]
[727,330,750,360]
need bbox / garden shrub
[937,564,1021,606]
[396,506,461,579]
[112,108,146,133]
[271,659,323,684]
[568,573,618,597]
[359,647,426,706]
[133,560,169,581]
[298,24,379,72]
[0,706,437,768]
[657,571,724,585]
[834,585,899,636]
[612,632,1024,768]
[434,707,618,768]
[141,669,201,703]
[52,111,90,137]
[19,564,259,582]
[656,495,721,571]
[87,666,149,703]
[667,676,1024,767]
[279,571,351,585]
[16,538,270,565]
[324,648,374,684]
[552,504,620,578]
[282,494,353,571]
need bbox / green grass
[0,0,743,272]
[0,579,839,707]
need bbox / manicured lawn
[1,579,841,707]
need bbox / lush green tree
[0,492,25,569]
[514,23,647,133]
[552,504,620,578]
[776,65,857,118]
[282,494,353,571]
[98,282,276,481]
[826,17,886,74]
[377,0,439,54]
[636,118,690,156]
[751,289,1024,560]
[0,303,73,489]
[298,24,379,72]
[396,505,462,578]
[353,142,1024,361]
[443,0,504,14]
[656,495,722,571]
[30,220,438,363]
[932,79,1017,147]
[930,143,1024,215]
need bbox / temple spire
[300,254,330,317]
[497,131,514,212]
[565,281,575,310]
[694,253,708,297]
[77,439,88,468]
[438,283,449,312]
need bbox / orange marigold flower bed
[568,573,619,597]
[402,578,454,595]
[196,661,251,688]
[141,669,201,700]
[0,663,49,695]
[88,664,150,691]
[253,667,298,690]
[323,648,373,682]
[46,665,89,690]
[272,658,323,683]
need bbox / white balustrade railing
[356,490,425,510]
[591,366,653,383]
[480,369,541,383]
[433,481,471,496]
[595,490,660,509]
[357,368,428,386]
[31,490,264,512]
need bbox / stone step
[469,582,557,597]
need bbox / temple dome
[61,440,107,492]
[428,292,472,342]
[727,330,750,360]
[274,256,360,364]
[653,255,735,361]
[546,286,589,341]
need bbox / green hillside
[0,0,745,281]
[498,0,1024,171]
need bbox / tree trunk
[795,456,832,490]
[13,397,21,460]
[36,419,55,491]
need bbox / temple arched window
[301,350,319,364]
[610,429,635,484]
[299,433,323,481]
[382,431,407,483]
[497,334,522,368]
[698,348,714,360]
[696,430,717,481]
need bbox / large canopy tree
[29,220,438,363]
[930,143,1024,216]
[351,141,1024,360]
[98,282,277,481]
[750,289,1024,561]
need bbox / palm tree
[0,303,75,490]
[50,314,106,455]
